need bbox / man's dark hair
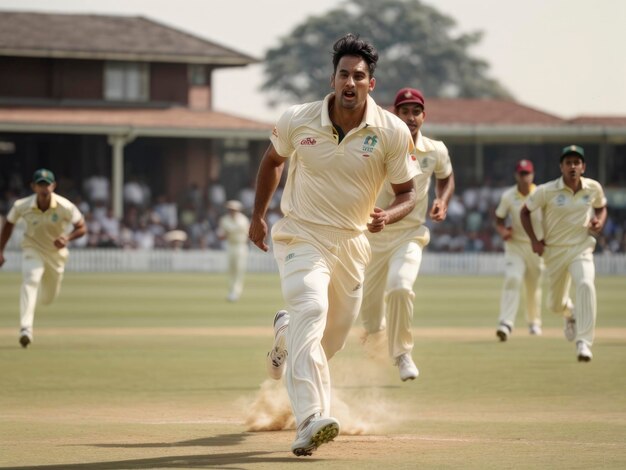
[332,33,378,78]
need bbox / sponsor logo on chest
[361,135,379,155]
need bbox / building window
[188,64,207,86]
[104,62,149,101]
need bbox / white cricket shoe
[291,412,339,456]
[529,324,542,336]
[395,353,419,381]
[563,317,576,342]
[576,341,593,362]
[266,310,289,380]
[496,323,511,342]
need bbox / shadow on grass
[87,433,247,448]
[8,432,319,469]
[4,450,316,469]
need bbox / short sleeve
[70,204,83,225]
[6,203,19,224]
[494,193,509,219]
[269,106,297,159]
[433,142,453,180]
[385,125,420,185]
[525,185,545,212]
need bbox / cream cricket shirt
[7,193,83,265]
[218,212,250,245]
[374,132,451,236]
[496,184,543,243]
[270,93,419,232]
[525,176,606,247]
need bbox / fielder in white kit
[0,169,86,348]
[521,145,607,361]
[359,87,454,381]
[248,34,418,456]
[217,200,250,302]
[495,159,544,341]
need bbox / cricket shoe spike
[291,413,339,456]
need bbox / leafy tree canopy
[261,0,512,108]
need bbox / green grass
[0,272,625,469]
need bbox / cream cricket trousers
[271,217,370,427]
[227,242,248,299]
[498,241,543,329]
[544,238,597,346]
[20,248,65,336]
[361,228,428,359]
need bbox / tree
[261,0,512,107]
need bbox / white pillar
[107,133,135,220]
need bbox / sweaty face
[560,155,585,182]
[331,55,375,111]
[396,104,425,140]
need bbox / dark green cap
[32,168,56,184]
[560,145,585,161]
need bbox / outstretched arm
[249,143,286,252]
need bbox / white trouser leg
[272,217,369,428]
[569,252,596,346]
[498,254,525,328]
[39,262,64,305]
[360,246,389,335]
[545,248,573,318]
[279,242,332,426]
[20,251,45,334]
[386,241,422,358]
[227,244,248,298]
[524,256,543,327]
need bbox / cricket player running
[217,200,250,302]
[494,159,544,341]
[0,169,86,348]
[249,34,418,456]
[360,87,454,381]
[521,145,607,361]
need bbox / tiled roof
[568,116,626,126]
[408,98,567,125]
[0,106,272,138]
[0,11,257,65]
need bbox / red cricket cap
[394,87,425,108]
[515,159,534,173]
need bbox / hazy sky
[1,0,624,122]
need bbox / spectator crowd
[1,174,625,254]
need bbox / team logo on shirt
[582,195,590,204]
[555,194,567,206]
[300,137,317,146]
[285,252,296,262]
[51,213,58,222]
[361,135,378,153]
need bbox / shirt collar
[29,193,58,211]
[557,176,590,191]
[322,93,376,130]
